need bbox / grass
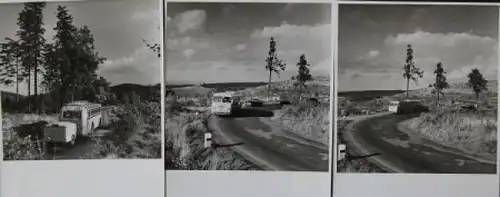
[2,101,161,160]
[272,102,330,145]
[336,120,386,173]
[401,109,497,157]
[165,110,259,170]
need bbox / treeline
[0,3,108,112]
[402,44,489,106]
[0,3,162,113]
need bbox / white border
[334,2,500,197]
[0,1,165,197]
[330,1,338,195]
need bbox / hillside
[238,76,331,99]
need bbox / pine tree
[265,37,286,99]
[292,54,313,101]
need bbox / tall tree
[467,68,488,102]
[16,2,47,110]
[402,44,424,98]
[432,62,449,107]
[44,5,78,106]
[265,37,286,99]
[44,6,104,105]
[292,54,313,101]
[0,39,24,102]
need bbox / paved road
[209,105,329,171]
[44,107,115,160]
[341,112,497,173]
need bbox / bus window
[222,97,231,103]
[62,110,81,119]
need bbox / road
[44,107,115,160]
[340,112,497,173]
[209,105,329,171]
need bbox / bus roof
[213,91,241,98]
[63,100,101,109]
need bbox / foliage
[402,44,424,98]
[292,54,313,100]
[265,37,286,98]
[432,62,449,106]
[467,68,488,101]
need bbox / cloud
[99,46,160,85]
[183,49,195,59]
[236,44,246,51]
[170,10,207,35]
[166,10,331,83]
[340,30,498,91]
[367,50,379,58]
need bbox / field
[165,76,331,170]
[2,84,162,160]
[337,80,498,172]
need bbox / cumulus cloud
[166,9,331,83]
[368,50,379,58]
[170,10,207,35]
[341,30,498,91]
[236,44,247,51]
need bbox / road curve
[341,112,497,173]
[209,107,329,171]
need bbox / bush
[273,102,330,145]
[402,110,497,156]
[165,112,258,170]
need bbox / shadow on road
[220,108,275,118]
[14,121,49,140]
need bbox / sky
[165,3,332,84]
[0,0,161,95]
[338,5,498,91]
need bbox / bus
[44,101,103,145]
[211,92,242,115]
[388,100,429,114]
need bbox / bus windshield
[62,110,81,119]
[222,97,231,103]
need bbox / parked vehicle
[44,101,102,145]
[388,100,429,114]
[211,91,242,115]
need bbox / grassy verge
[336,120,386,173]
[401,110,497,157]
[165,111,260,170]
[84,101,162,159]
[272,103,330,145]
[2,101,161,160]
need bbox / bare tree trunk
[268,70,272,99]
[406,78,410,98]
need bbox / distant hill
[239,76,331,99]
[338,90,405,102]
[110,83,161,101]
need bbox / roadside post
[204,132,212,148]
[338,143,346,161]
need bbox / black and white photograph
[1,0,162,160]
[336,4,498,173]
[165,3,332,171]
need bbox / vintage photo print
[336,4,498,174]
[1,0,162,160]
[165,2,332,171]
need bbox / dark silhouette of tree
[467,68,488,102]
[265,37,286,99]
[0,39,24,102]
[44,6,105,106]
[143,39,160,58]
[1,3,46,110]
[292,54,312,101]
[432,62,449,107]
[402,44,424,98]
